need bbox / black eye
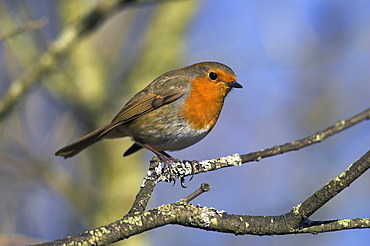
[209,72,218,80]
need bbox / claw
[180,177,187,188]
[183,160,198,181]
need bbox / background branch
[0,18,48,41]
[0,0,156,121]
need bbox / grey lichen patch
[245,222,250,228]
[188,206,225,228]
[332,176,344,186]
[332,162,355,187]
[172,160,194,177]
[84,227,112,245]
[160,203,175,211]
[120,213,146,228]
[219,153,242,166]
[154,163,164,174]
[313,133,324,142]
[336,218,370,229]
[292,203,302,215]
[208,206,226,215]
[127,215,143,227]
[141,164,164,187]
[156,204,178,220]
[172,154,242,177]
[335,120,346,127]
[199,153,242,171]
[199,206,216,227]
[273,146,281,152]
[210,217,218,225]
[238,216,250,228]
[338,219,351,227]
[142,154,243,185]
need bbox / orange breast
[180,76,231,130]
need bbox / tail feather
[55,123,109,158]
[123,143,143,156]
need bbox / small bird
[55,62,242,167]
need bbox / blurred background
[0,0,370,245]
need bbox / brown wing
[98,89,186,139]
[98,69,189,138]
[110,90,184,125]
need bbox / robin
[55,61,242,173]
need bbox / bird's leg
[161,151,180,163]
[142,144,176,181]
[142,144,195,187]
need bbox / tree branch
[34,149,370,245]
[297,218,370,234]
[127,158,161,214]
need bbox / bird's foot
[157,156,176,182]
[182,160,198,181]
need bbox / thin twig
[179,183,211,203]
[0,18,48,41]
[240,107,370,163]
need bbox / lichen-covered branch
[135,108,370,184]
[145,154,243,184]
[34,150,370,245]
[297,218,370,234]
[34,202,370,245]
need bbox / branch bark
[34,150,370,245]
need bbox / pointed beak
[226,81,243,88]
